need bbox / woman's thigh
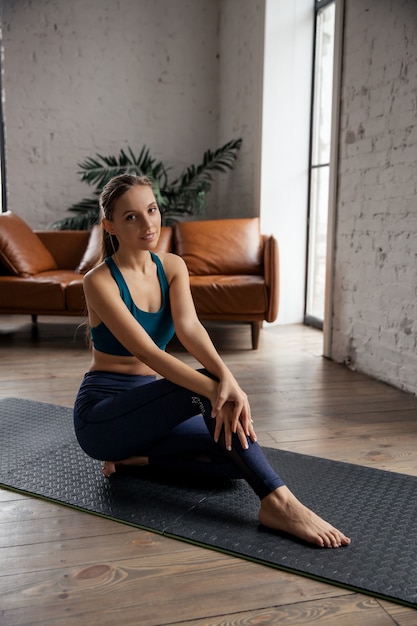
[74,375,212,460]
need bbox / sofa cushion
[174,218,263,276]
[189,275,268,316]
[75,225,101,273]
[0,212,58,277]
[0,274,67,311]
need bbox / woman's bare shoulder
[155,251,187,276]
[83,261,109,285]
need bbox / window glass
[305,1,335,326]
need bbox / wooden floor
[1,316,416,626]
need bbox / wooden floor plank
[267,432,417,474]
[181,596,398,626]
[0,524,198,577]
[0,507,140,548]
[379,600,417,626]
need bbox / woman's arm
[164,254,255,440]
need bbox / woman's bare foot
[258,486,350,548]
[102,456,149,478]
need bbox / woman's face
[104,184,161,251]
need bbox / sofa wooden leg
[251,321,262,350]
[31,314,38,324]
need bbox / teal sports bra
[90,252,174,356]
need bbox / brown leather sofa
[0,211,279,348]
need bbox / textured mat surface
[1,397,416,608]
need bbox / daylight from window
[306,1,335,324]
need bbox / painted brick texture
[332,0,417,394]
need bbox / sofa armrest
[36,231,91,270]
[262,234,279,322]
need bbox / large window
[305,0,336,327]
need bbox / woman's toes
[102,461,116,477]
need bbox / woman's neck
[112,249,153,274]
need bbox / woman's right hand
[213,400,257,451]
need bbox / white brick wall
[2,0,263,228]
[216,0,265,219]
[331,0,417,394]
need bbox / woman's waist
[90,350,156,377]
[82,370,157,387]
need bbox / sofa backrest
[174,218,263,276]
[156,226,174,253]
[37,230,92,270]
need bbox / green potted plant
[52,138,242,229]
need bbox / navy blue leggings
[73,369,284,499]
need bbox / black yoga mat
[1,397,416,608]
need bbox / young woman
[73,174,350,549]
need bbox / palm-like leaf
[79,147,168,191]
[50,196,100,230]
[166,139,242,212]
[170,139,242,190]
[49,212,95,231]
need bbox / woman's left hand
[212,375,256,444]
